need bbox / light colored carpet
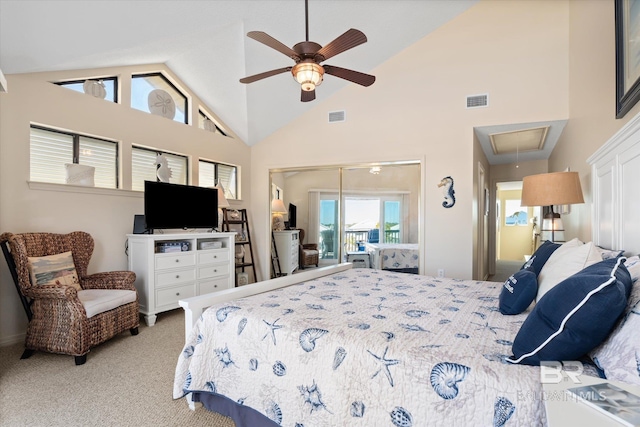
[0,309,235,427]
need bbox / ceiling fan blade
[324,65,376,87]
[301,89,316,102]
[240,67,292,84]
[247,31,300,60]
[316,29,367,61]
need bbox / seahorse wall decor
[438,176,455,208]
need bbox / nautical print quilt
[173,269,546,427]
[366,243,419,270]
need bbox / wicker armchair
[0,231,139,365]
[298,229,319,269]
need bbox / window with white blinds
[131,146,188,191]
[198,159,238,199]
[30,126,118,188]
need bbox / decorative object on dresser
[520,171,584,243]
[222,208,257,285]
[215,181,230,231]
[0,231,139,365]
[271,198,287,231]
[272,229,299,275]
[298,228,319,269]
[126,232,235,326]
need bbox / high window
[30,126,118,188]
[198,160,238,199]
[131,73,188,124]
[54,77,118,103]
[198,109,229,137]
[131,147,188,191]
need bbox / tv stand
[126,232,235,326]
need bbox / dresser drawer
[198,250,229,264]
[155,253,196,270]
[156,268,196,287]
[199,277,231,294]
[199,263,230,279]
[156,284,196,307]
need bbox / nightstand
[346,251,370,268]
[543,370,640,426]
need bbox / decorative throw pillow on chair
[64,163,95,187]
[27,251,82,290]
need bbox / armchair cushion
[27,251,81,291]
[78,289,137,318]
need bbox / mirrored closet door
[270,161,421,274]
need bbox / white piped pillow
[536,239,603,301]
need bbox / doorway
[495,181,541,261]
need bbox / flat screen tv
[288,203,297,229]
[144,181,218,231]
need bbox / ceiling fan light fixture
[292,62,324,91]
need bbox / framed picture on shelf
[615,0,640,118]
[237,272,249,286]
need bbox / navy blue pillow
[521,240,561,276]
[509,257,632,366]
[499,269,537,315]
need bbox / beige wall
[550,0,640,243]
[251,0,570,281]
[0,65,251,345]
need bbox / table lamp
[520,171,584,243]
[271,199,287,231]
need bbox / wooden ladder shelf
[222,208,257,285]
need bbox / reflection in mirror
[269,162,421,277]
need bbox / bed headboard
[588,111,640,256]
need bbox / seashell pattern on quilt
[174,269,548,426]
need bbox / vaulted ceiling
[0,0,479,146]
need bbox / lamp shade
[215,183,230,208]
[271,199,287,214]
[520,172,584,207]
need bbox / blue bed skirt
[192,391,279,427]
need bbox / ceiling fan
[239,0,376,102]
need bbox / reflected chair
[320,229,335,258]
[0,231,139,365]
[367,229,379,243]
[298,229,319,269]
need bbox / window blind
[30,128,73,184]
[132,147,188,191]
[79,136,117,188]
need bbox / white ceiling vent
[328,110,346,123]
[466,94,488,109]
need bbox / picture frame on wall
[615,0,640,118]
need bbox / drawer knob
[176,292,180,296]
[214,255,217,259]
[175,259,180,263]
[176,275,180,279]
[214,269,217,272]
[214,285,218,288]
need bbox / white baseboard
[0,332,25,347]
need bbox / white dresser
[273,230,299,275]
[126,232,235,326]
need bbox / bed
[365,243,419,274]
[174,112,640,426]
